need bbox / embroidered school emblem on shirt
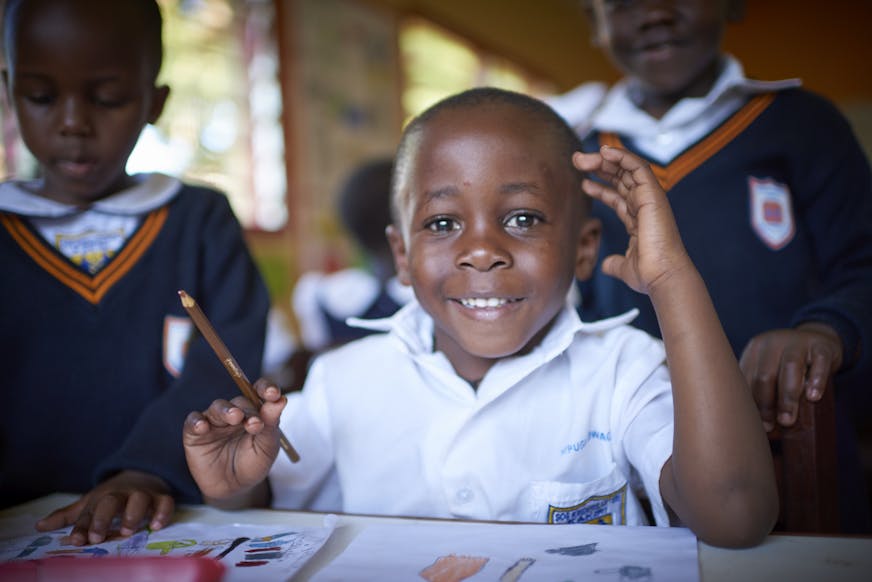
[54,228,126,274]
[547,484,627,525]
[749,177,795,250]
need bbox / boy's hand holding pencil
[183,377,287,504]
[179,290,297,506]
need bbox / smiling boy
[183,87,777,548]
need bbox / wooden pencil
[178,289,300,463]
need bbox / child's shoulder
[769,87,852,125]
[570,311,666,373]
[312,329,398,366]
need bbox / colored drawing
[546,542,598,556]
[15,535,51,558]
[45,547,109,557]
[146,539,196,555]
[0,520,335,582]
[419,554,489,582]
[117,530,149,555]
[235,531,316,569]
[500,557,535,581]
[312,522,699,581]
[595,565,653,581]
[216,536,249,559]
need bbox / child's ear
[386,224,412,286]
[148,85,171,125]
[574,217,601,281]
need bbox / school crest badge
[547,484,627,525]
[749,177,794,250]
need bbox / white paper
[313,521,699,582]
[0,517,334,582]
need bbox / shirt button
[455,488,474,503]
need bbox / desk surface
[2,494,871,582]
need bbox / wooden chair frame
[768,384,839,533]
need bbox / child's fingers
[804,350,832,402]
[205,398,251,426]
[600,254,627,281]
[184,410,211,436]
[119,490,151,536]
[582,178,636,235]
[573,151,622,184]
[148,494,174,532]
[600,146,663,199]
[86,494,123,544]
[254,377,283,403]
[257,395,287,427]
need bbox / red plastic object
[0,556,225,582]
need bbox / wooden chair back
[768,383,839,533]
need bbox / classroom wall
[367,0,872,102]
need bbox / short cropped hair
[392,87,588,229]
[2,0,164,81]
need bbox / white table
[2,494,871,581]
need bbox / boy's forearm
[650,266,778,546]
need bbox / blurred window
[399,17,557,123]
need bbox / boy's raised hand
[573,146,692,295]
[183,379,286,505]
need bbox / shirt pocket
[522,463,629,525]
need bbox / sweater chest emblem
[749,177,795,250]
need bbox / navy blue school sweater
[579,89,872,399]
[0,184,270,508]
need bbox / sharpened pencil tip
[178,290,195,308]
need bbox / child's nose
[456,226,512,272]
[59,96,92,136]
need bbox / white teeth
[460,297,509,308]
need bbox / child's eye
[92,94,127,108]
[23,92,54,106]
[505,212,542,229]
[424,216,459,233]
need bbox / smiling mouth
[458,297,521,309]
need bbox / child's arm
[574,146,779,548]
[182,379,286,510]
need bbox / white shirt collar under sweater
[349,299,640,395]
[0,172,182,217]
[590,55,801,164]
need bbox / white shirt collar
[0,173,182,217]
[348,299,640,361]
[592,54,801,137]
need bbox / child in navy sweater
[0,0,269,544]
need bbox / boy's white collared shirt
[270,301,675,528]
